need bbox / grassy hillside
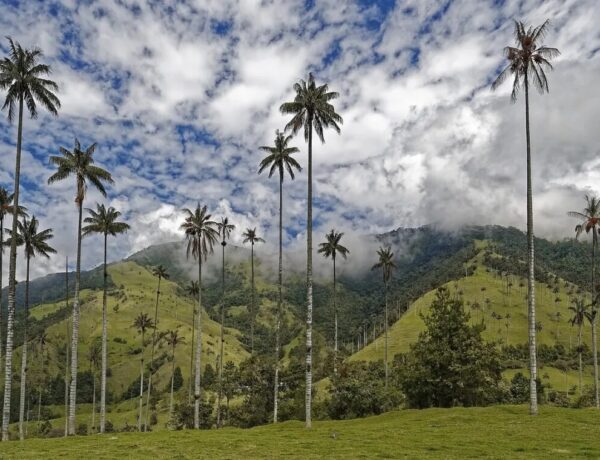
[3,405,600,459]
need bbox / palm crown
[0,188,27,223]
[569,298,589,327]
[217,216,235,244]
[133,313,154,335]
[166,329,185,348]
[280,73,343,141]
[568,195,600,245]
[6,215,56,259]
[48,139,114,205]
[242,228,265,246]
[82,204,130,238]
[152,265,169,281]
[372,246,396,284]
[318,229,349,260]
[186,280,199,298]
[0,37,60,121]
[258,130,302,181]
[180,205,219,261]
[491,20,560,101]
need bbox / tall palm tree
[372,246,396,390]
[258,129,301,423]
[6,215,55,440]
[0,188,24,366]
[133,312,153,432]
[491,19,559,416]
[242,228,265,354]
[569,298,588,396]
[47,139,112,434]
[280,73,342,428]
[569,195,600,408]
[180,205,218,429]
[165,329,185,420]
[87,339,101,433]
[0,37,60,441]
[216,216,234,428]
[318,229,349,376]
[82,203,130,432]
[145,265,169,431]
[185,280,199,403]
[34,331,48,428]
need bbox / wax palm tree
[318,229,349,376]
[180,204,218,429]
[569,298,588,396]
[185,280,199,403]
[165,329,185,420]
[242,228,265,354]
[133,312,153,432]
[145,265,169,431]
[82,203,129,433]
[216,216,234,428]
[569,195,600,408]
[258,129,301,423]
[491,19,559,416]
[0,37,60,441]
[6,215,55,439]
[88,339,101,433]
[34,331,48,427]
[47,139,112,434]
[280,73,342,428]
[0,188,26,366]
[372,246,396,390]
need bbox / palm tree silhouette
[569,298,589,396]
[180,205,218,428]
[258,129,301,423]
[372,246,396,390]
[318,229,349,375]
[280,73,342,428]
[185,280,199,404]
[0,37,60,440]
[166,329,185,420]
[491,19,559,416]
[133,312,153,432]
[83,204,130,432]
[242,227,265,354]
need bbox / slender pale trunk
[91,370,96,433]
[145,276,161,431]
[217,242,225,428]
[591,228,599,408]
[305,117,314,429]
[67,197,84,434]
[137,330,144,431]
[384,280,388,390]
[169,346,175,421]
[333,255,338,376]
[100,232,108,433]
[524,74,538,415]
[193,251,203,429]
[250,242,255,355]
[37,345,44,427]
[64,258,69,437]
[578,322,583,396]
[0,217,4,368]
[18,256,31,440]
[273,177,283,423]
[188,297,195,404]
[2,94,24,441]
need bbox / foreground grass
[3,406,600,459]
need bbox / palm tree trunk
[591,229,599,408]
[305,117,314,429]
[64,258,69,438]
[100,232,108,433]
[578,322,583,396]
[145,276,161,431]
[2,93,24,442]
[333,255,338,376]
[67,199,84,434]
[251,242,255,355]
[217,242,226,428]
[384,280,388,391]
[273,177,283,424]
[524,73,538,416]
[0,217,4,369]
[169,347,175,422]
[91,370,96,433]
[18,256,31,440]
[137,331,144,432]
[189,299,195,404]
[193,251,203,429]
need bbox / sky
[0,0,599,282]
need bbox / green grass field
[3,405,600,459]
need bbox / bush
[76,423,88,436]
[105,420,114,433]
